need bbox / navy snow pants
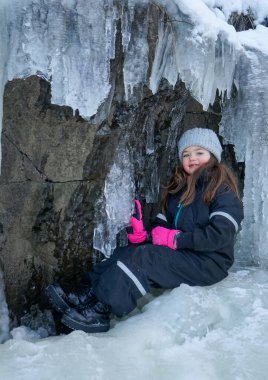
[88,244,227,317]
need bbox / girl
[46,127,243,333]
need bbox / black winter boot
[45,284,97,314]
[61,301,110,333]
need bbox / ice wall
[220,43,268,267]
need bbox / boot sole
[61,313,110,333]
[45,285,69,313]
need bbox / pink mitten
[127,200,147,244]
[151,226,181,250]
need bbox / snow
[203,0,268,24]
[238,25,268,55]
[1,268,268,380]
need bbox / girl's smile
[182,145,211,175]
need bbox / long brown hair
[161,155,241,213]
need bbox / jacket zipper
[174,204,183,229]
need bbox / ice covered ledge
[0,0,240,142]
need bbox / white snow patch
[1,268,268,380]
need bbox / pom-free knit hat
[178,128,222,162]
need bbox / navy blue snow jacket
[88,174,243,317]
[153,176,244,272]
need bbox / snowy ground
[0,267,268,380]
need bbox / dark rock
[0,76,99,319]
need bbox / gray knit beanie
[178,128,222,162]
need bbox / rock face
[0,76,100,320]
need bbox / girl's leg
[89,244,227,317]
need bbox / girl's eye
[197,152,204,155]
[183,154,189,158]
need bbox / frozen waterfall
[220,44,268,267]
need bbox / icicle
[123,2,149,100]
[149,14,177,93]
[0,4,9,164]
[1,0,117,122]
[150,0,239,110]
[93,141,135,257]
[220,49,268,267]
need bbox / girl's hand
[151,226,181,250]
[127,200,147,244]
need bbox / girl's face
[182,145,211,175]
